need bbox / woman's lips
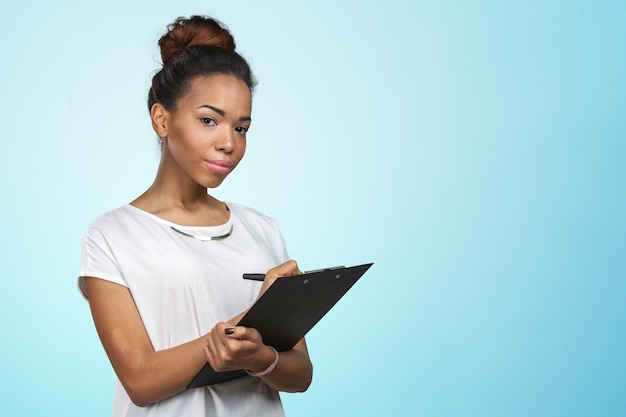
[205,159,233,175]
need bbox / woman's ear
[150,103,169,138]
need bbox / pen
[242,266,345,281]
[242,273,266,281]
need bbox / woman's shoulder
[227,202,281,229]
[84,205,146,234]
[227,202,271,219]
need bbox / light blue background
[1,1,624,416]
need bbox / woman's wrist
[246,346,279,377]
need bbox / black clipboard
[187,262,373,388]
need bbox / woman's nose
[216,128,235,153]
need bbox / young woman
[78,15,313,417]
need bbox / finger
[267,260,300,278]
[206,323,239,361]
[262,261,300,290]
[223,326,263,347]
[213,322,239,340]
[205,329,238,371]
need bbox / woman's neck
[130,161,229,227]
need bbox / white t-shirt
[79,203,289,417]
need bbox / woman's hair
[147,15,256,112]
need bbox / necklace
[170,224,233,241]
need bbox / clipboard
[187,262,373,388]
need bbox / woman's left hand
[203,322,276,373]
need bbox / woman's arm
[84,277,208,407]
[261,339,312,392]
[86,260,313,407]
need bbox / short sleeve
[78,223,128,299]
[273,221,290,264]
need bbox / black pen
[242,273,266,281]
[242,266,345,282]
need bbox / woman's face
[160,74,252,189]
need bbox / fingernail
[224,327,235,335]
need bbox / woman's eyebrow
[197,104,251,122]
[198,104,225,116]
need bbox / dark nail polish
[224,327,235,335]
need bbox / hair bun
[159,15,236,66]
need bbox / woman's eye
[200,117,216,126]
[235,126,248,134]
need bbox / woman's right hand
[226,260,301,331]
[257,260,300,299]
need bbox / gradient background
[1,1,624,416]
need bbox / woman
[78,15,313,417]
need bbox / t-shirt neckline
[123,203,234,237]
